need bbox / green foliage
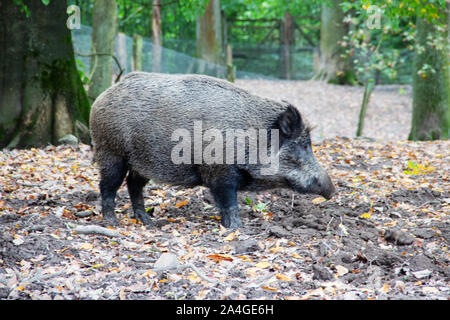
[340,0,448,84]
[13,0,50,17]
[178,0,209,22]
[13,0,30,17]
[75,59,90,85]
[223,0,321,20]
[341,0,447,25]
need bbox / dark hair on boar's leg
[89,72,336,229]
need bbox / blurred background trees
[0,0,448,148]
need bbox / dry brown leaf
[261,286,277,292]
[276,273,293,281]
[381,283,390,293]
[207,254,233,263]
[175,199,189,208]
[223,232,236,242]
[312,196,326,204]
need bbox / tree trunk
[152,0,162,73]
[226,44,235,83]
[133,34,143,71]
[196,0,224,66]
[356,79,375,137]
[88,0,117,102]
[280,12,295,80]
[0,0,90,148]
[116,32,129,74]
[408,11,450,140]
[314,0,355,84]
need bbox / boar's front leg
[206,168,242,229]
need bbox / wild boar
[89,72,335,228]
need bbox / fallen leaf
[187,271,201,283]
[276,273,293,281]
[335,265,349,277]
[312,196,326,204]
[78,243,94,250]
[261,286,277,292]
[175,199,189,208]
[245,267,260,278]
[141,270,157,278]
[255,261,271,269]
[360,212,371,219]
[207,254,233,263]
[223,231,236,242]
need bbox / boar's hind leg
[210,179,242,229]
[127,170,153,226]
[99,156,127,225]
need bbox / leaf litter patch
[0,138,448,300]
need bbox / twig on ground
[74,225,124,238]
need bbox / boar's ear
[277,105,302,139]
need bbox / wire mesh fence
[72,25,412,84]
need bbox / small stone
[58,134,78,146]
[153,253,179,269]
[75,211,92,218]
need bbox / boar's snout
[309,171,336,200]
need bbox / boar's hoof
[102,215,120,226]
[135,210,154,227]
[221,208,242,229]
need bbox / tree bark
[88,0,117,102]
[116,32,129,74]
[196,0,224,66]
[0,0,90,148]
[133,34,143,71]
[314,0,355,84]
[409,11,450,140]
[280,12,295,80]
[152,0,162,73]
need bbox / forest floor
[0,80,448,300]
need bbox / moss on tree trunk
[0,0,90,148]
